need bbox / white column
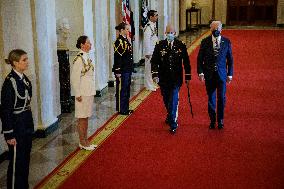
[174,0,180,36]
[93,0,109,93]
[83,0,95,68]
[0,0,8,155]
[157,0,168,39]
[32,0,60,130]
[108,0,116,83]
[131,0,142,64]
[179,0,187,32]
[0,0,39,133]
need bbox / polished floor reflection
[0,28,224,188]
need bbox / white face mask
[166,33,175,42]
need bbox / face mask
[212,30,220,37]
[166,33,175,42]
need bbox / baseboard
[0,151,8,163]
[277,24,284,27]
[95,86,108,97]
[34,120,59,138]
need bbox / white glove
[153,77,159,84]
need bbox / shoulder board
[73,53,83,63]
[77,52,83,56]
[143,24,151,32]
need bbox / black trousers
[7,134,32,189]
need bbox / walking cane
[186,82,194,118]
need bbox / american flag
[122,0,132,38]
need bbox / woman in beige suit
[71,35,97,150]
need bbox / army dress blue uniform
[151,39,191,132]
[1,69,34,189]
[112,34,134,114]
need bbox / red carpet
[57,30,284,189]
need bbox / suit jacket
[112,35,134,74]
[197,35,233,82]
[151,39,191,87]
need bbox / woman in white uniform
[71,35,97,150]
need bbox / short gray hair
[210,21,222,31]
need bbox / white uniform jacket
[70,50,95,97]
[143,21,159,56]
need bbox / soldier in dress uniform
[143,10,159,91]
[112,22,134,115]
[151,25,191,134]
[71,35,97,151]
[1,49,33,189]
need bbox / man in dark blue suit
[197,21,233,129]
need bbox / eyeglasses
[166,32,175,34]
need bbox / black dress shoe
[119,110,133,115]
[218,123,224,129]
[209,122,216,129]
[169,128,176,134]
[165,117,170,125]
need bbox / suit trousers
[160,85,180,129]
[7,134,32,189]
[205,72,226,123]
[144,57,156,90]
[116,72,132,113]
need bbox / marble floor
[1,26,280,188]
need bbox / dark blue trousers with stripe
[160,85,180,129]
[115,72,132,113]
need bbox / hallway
[0,29,206,189]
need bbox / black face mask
[212,30,220,37]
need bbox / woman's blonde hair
[5,49,27,67]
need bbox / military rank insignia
[161,49,167,57]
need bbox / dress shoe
[146,88,156,92]
[90,144,98,148]
[169,128,176,134]
[165,117,170,125]
[218,123,224,129]
[79,143,96,151]
[119,110,134,115]
[209,122,216,129]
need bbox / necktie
[215,39,219,48]
[214,39,220,57]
